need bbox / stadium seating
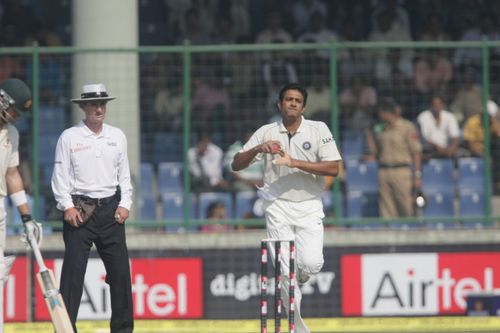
[158,162,183,195]
[198,192,234,219]
[346,190,379,219]
[457,157,484,191]
[139,195,157,221]
[341,131,365,160]
[139,162,155,197]
[422,159,455,192]
[41,163,54,188]
[345,159,379,192]
[161,192,197,220]
[39,106,66,136]
[424,190,455,217]
[235,191,258,218]
[459,189,485,228]
[39,135,59,165]
[424,189,455,228]
[153,132,183,163]
[321,190,345,218]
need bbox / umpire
[51,83,133,332]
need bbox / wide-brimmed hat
[71,83,116,104]
[0,78,32,113]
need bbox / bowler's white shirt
[0,124,19,197]
[51,121,133,211]
[241,117,341,202]
[417,110,460,147]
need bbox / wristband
[10,190,28,207]
[21,214,32,223]
[414,170,422,178]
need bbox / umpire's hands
[20,214,43,247]
[64,207,84,228]
[114,207,129,224]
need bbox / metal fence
[2,40,500,231]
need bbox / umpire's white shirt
[242,117,342,202]
[51,121,133,211]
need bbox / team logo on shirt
[302,141,312,150]
[107,141,117,147]
[322,137,333,144]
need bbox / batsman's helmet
[0,78,32,114]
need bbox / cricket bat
[27,233,74,333]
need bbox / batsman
[0,78,42,331]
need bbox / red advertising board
[3,256,28,322]
[342,252,500,316]
[35,257,203,320]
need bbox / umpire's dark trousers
[60,196,134,333]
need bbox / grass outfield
[5,317,500,333]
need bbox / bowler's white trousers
[264,197,325,333]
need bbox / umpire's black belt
[71,193,117,207]
[379,163,411,169]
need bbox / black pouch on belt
[72,196,96,225]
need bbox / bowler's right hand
[258,140,283,154]
[64,207,84,228]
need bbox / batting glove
[20,214,43,248]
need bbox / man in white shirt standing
[51,83,133,333]
[188,133,229,192]
[417,95,460,160]
[232,83,342,333]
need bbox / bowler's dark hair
[278,83,308,106]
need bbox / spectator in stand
[2,0,38,44]
[188,133,229,193]
[448,0,485,40]
[191,68,231,133]
[417,95,460,160]
[418,13,451,41]
[153,76,183,132]
[200,200,232,232]
[228,0,251,40]
[261,41,298,119]
[304,69,331,122]
[369,10,414,82]
[463,100,500,194]
[211,12,236,45]
[224,131,264,192]
[291,0,328,36]
[374,48,414,86]
[255,11,293,45]
[175,7,212,45]
[227,36,261,100]
[297,10,340,60]
[371,0,411,38]
[454,13,500,70]
[413,50,453,97]
[450,66,483,124]
[339,77,377,130]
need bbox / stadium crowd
[1,0,500,228]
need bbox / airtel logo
[370,267,497,310]
[133,273,187,316]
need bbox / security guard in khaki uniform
[365,97,422,218]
